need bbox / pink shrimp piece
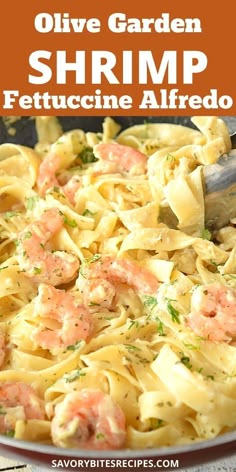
[37,153,60,195]
[51,389,126,449]
[188,283,236,342]
[32,284,93,349]
[0,382,45,435]
[16,208,80,286]
[62,176,81,205]
[37,153,81,204]
[81,256,159,309]
[94,143,147,175]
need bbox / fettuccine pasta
[0,116,236,450]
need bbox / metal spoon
[203,133,236,230]
[160,133,236,231]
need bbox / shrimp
[188,283,236,342]
[32,284,93,350]
[51,389,126,449]
[79,256,159,309]
[16,208,80,286]
[0,382,45,435]
[93,143,147,175]
[37,153,81,204]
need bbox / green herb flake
[79,147,98,164]
[143,296,158,310]
[166,300,180,324]
[150,418,163,430]
[64,369,86,383]
[88,302,101,307]
[166,153,176,162]
[26,195,39,211]
[180,355,192,370]
[33,267,42,275]
[5,211,19,219]
[206,374,215,381]
[63,216,77,228]
[201,228,212,241]
[82,209,96,217]
[90,254,101,263]
[183,342,198,350]
[0,266,8,272]
[52,186,61,193]
[79,253,101,278]
[128,320,139,330]
[96,432,105,440]
[23,231,32,240]
[6,429,15,437]
[124,344,141,352]
[156,317,166,336]
[67,340,82,351]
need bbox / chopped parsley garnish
[6,429,15,437]
[33,267,42,274]
[183,341,199,350]
[143,295,158,310]
[5,211,19,219]
[79,147,98,164]
[26,195,39,211]
[150,418,163,429]
[89,254,101,263]
[52,186,61,193]
[201,228,212,241]
[0,266,8,271]
[124,344,141,352]
[23,231,32,240]
[180,355,192,370]
[166,153,176,162]
[80,254,101,277]
[67,340,82,351]
[64,369,86,383]
[156,317,166,336]
[88,302,100,307]
[96,432,105,440]
[128,320,139,330]
[63,216,77,228]
[166,300,180,324]
[82,209,96,217]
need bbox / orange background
[0,0,235,115]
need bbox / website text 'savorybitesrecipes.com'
[51,458,180,469]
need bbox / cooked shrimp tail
[188,283,236,342]
[94,143,147,175]
[32,284,93,350]
[51,389,126,449]
[79,256,159,309]
[0,382,44,435]
[16,208,80,286]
